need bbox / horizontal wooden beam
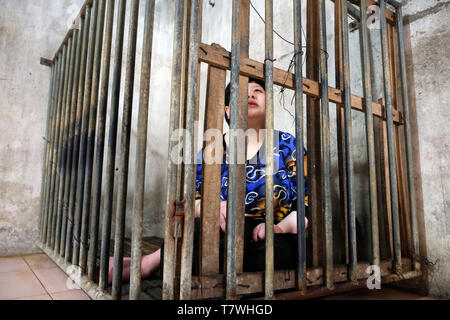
[199,43,403,124]
[191,258,413,299]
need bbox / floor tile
[0,256,30,273]
[32,266,71,294]
[23,253,58,270]
[11,294,52,300]
[0,270,47,300]
[50,290,91,300]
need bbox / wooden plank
[198,43,403,124]
[200,66,226,275]
[190,258,413,299]
[348,0,396,24]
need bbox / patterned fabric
[195,130,307,223]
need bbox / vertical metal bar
[264,0,275,300]
[73,0,98,266]
[340,0,357,283]
[395,7,420,268]
[55,34,77,255]
[46,45,68,248]
[60,27,82,258]
[111,0,140,299]
[179,0,200,301]
[334,0,349,266]
[129,0,156,300]
[379,0,402,272]
[162,0,185,300]
[88,0,115,282]
[53,38,74,252]
[80,0,106,273]
[360,0,380,268]
[306,0,323,268]
[319,0,334,289]
[293,0,307,292]
[226,0,241,301]
[99,0,126,290]
[61,21,84,257]
[65,11,91,264]
[40,60,58,243]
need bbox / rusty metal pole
[264,0,275,301]
[60,25,83,258]
[46,45,68,248]
[293,0,307,292]
[111,0,140,299]
[179,0,201,301]
[73,1,98,266]
[379,0,402,273]
[319,0,334,289]
[87,0,115,282]
[395,6,420,269]
[340,0,357,283]
[359,0,380,268]
[162,0,186,300]
[79,0,106,273]
[226,0,241,301]
[65,10,91,264]
[98,0,126,290]
[40,56,59,243]
[129,0,156,300]
[55,34,78,255]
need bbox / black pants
[159,218,298,277]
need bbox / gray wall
[0,0,448,298]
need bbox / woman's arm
[276,210,308,234]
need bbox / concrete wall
[0,0,85,255]
[402,0,450,298]
[0,0,448,298]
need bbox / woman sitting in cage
[108,78,309,283]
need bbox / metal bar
[60,27,83,258]
[306,0,323,268]
[319,0,334,289]
[334,0,350,266]
[46,45,68,248]
[162,0,185,300]
[111,0,140,299]
[79,0,106,273]
[396,7,419,266]
[53,38,74,252]
[340,0,357,283]
[55,34,78,256]
[40,58,58,243]
[379,0,402,272]
[99,0,126,290]
[359,0,380,267]
[226,0,241,301]
[87,0,115,282]
[129,0,156,300]
[264,0,275,300]
[179,0,200,300]
[65,11,91,264]
[293,0,307,292]
[72,1,97,265]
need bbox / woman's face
[225,82,266,125]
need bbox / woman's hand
[252,223,284,242]
[219,201,227,232]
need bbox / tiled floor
[0,253,91,300]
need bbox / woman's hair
[224,77,265,125]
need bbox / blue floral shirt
[196,130,307,223]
